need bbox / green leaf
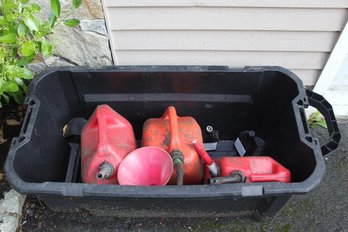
[22,84,28,93]
[73,0,83,9]
[308,111,327,129]
[21,41,36,57]
[18,2,23,13]
[50,0,61,17]
[6,83,19,93]
[12,89,24,105]
[24,15,39,31]
[6,13,18,22]
[0,17,9,26]
[18,56,35,66]
[1,1,17,16]
[317,119,327,129]
[15,78,25,86]
[18,23,29,35]
[30,3,41,12]
[0,33,17,44]
[2,94,10,104]
[21,0,30,3]
[48,12,57,28]
[0,82,4,93]
[22,68,33,79]
[4,25,17,35]
[63,19,80,27]
[41,40,53,58]
[40,22,51,35]
[312,111,320,118]
[22,3,41,14]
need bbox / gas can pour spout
[192,140,219,177]
[170,150,184,185]
[96,162,114,180]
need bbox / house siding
[103,0,348,86]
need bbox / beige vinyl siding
[103,1,348,86]
[112,31,338,52]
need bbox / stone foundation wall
[29,0,113,75]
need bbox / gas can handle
[163,106,181,152]
[96,106,107,146]
[306,89,341,156]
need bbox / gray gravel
[19,122,348,232]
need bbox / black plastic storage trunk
[5,66,340,217]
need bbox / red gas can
[142,106,204,185]
[219,156,290,183]
[81,105,137,184]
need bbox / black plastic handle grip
[306,89,341,156]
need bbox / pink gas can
[81,105,137,184]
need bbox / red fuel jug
[142,106,204,185]
[218,156,291,183]
[81,105,137,184]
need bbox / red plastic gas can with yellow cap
[142,106,204,185]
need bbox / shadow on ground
[18,122,348,232]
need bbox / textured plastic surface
[117,147,173,186]
[142,106,204,184]
[81,105,137,184]
[306,90,341,156]
[4,66,340,217]
[220,156,291,183]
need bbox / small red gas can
[142,106,204,184]
[81,105,137,184]
[220,156,290,183]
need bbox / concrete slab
[0,190,26,232]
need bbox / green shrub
[0,0,82,107]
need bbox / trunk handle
[306,89,341,156]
